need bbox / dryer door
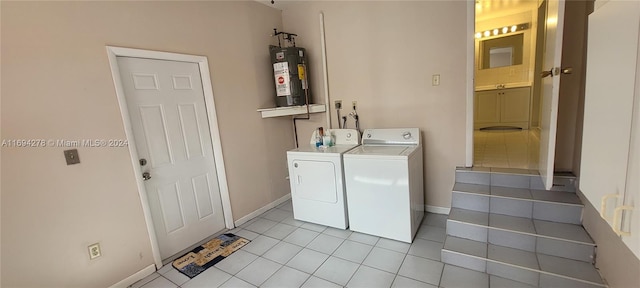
[291,160,338,203]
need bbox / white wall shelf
[257,104,326,118]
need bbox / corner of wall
[577,189,640,288]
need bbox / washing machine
[287,129,360,229]
[343,128,424,243]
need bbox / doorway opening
[472,0,544,170]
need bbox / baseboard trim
[234,193,292,227]
[426,205,451,215]
[109,264,156,288]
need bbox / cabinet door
[501,87,531,124]
[475,91,500,124]
[580,0,639,260]
[623,83,639,259]
[581,0,638,223]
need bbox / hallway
[473,129,540,170]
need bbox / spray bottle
[315,127,324,147]
[323,129,334,147]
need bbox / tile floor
[130,200,516,288]
[473,129,539,170]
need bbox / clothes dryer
[287,129,360,229]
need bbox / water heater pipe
[319,12,331,128]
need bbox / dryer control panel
[361,128,420,145]
[308,129,360,145]
[333,129,360,145]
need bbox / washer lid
[345,145,416,156]
[361,128,420,145]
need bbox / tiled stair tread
[452,183,490,195]
[538,254,604,284]
[491,186,532,199]
[448,208,595,245]
[531,189,582,204]
[443,236,604,285]
[490,275,537,288]
[456,167,534,175]
[554,171,576,178]
[490,213,536,234]
[488,244,539,270]
[449,208,489,226]
[533,219,594,244]
[490,167,537,176]
[444,235,487,258]
[452,183,583,206]
[455,167,576,178]
[455,168,577,192]
[456,166,491,173]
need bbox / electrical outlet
[432,74,440,86]
[64,149,80,165]
[335,100,342,110]
[88,243,101,260]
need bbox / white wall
[279,1,468,209]
[1,1,287,286]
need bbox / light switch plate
[64,149,80,165]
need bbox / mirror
[480,34,524,69]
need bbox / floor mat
[172,233,250,278]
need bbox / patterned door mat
[172,233,250,278]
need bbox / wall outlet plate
[64,149,80,165]
[432,74,441,86]
[88,243,101,260]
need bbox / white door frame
[466,0,475,167]
[106,46,234,268]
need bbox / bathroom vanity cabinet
[474,86,531,129]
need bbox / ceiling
[255,0,287,10]
[256,0,540,22]
[475,0,539,21]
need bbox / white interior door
[117,57,226,259]
[538,0,566,190]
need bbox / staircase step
[455,167,576,192]
[441,236,605,287]
[452,183,583,224]
[447,208,595,262]
[490,275,538,288]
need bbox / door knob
[142,172,152,181]
[541,67,562,78]
[562,67,573,74]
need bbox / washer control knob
[402,132,412,139]
[347,133,351,138]
[367,133,372,138]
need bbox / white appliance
[287,129,360,229]
[343,128,424,243]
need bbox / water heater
[270,46,309,107]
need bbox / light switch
[432,74,440,86]
[64,149,80,165]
